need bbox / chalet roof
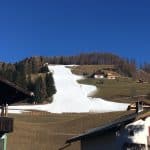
[66,110,149,144]
[0,77,33,105]
[66,113,137,143]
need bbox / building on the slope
[65,102,150,150]
[43,62,49,67]
[94,70,106,79]
[90,70,106,79]
[90,70,120,80]
[0,77,33,150]
[106,72,120,80]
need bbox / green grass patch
[78,78,150,103]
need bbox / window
[129,130,134,136]
[122,143,146,150]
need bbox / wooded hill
[0,57,56,103]
[0,53,149,103]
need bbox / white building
[120,117,150,149]
[94,74,104,79]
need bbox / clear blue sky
[0,0,150,64]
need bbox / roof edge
[66,113,137,144]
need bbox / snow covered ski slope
[9,65,128,113]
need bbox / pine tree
[34,76,43,103]
[45,73,56,97]
[27,75,34,91]
[33,76,48,103]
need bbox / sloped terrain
[9,65,128,113]
[8,111,133,150]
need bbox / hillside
[69,64,150,103]
[0,52,149,104]
[9,65,128,113]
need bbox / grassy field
[78,77,150,103]
[70,65,114,75]
[70,65,150,103]
[7,111,132,150]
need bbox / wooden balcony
[0,117,13,134]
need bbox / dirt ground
[7,111,133,150]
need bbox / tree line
[44,53,137,77]
[13,53,138,79]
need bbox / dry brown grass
[7,111,132,150]
[71,65,150,103]
[70,65,114,75]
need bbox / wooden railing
[0,117,13,133]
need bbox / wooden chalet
[106,71,120,80]
[0,77,33,150]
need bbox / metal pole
[0,134,7,150]
[4,134,7,150]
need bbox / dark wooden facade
[0,117,13,134]
[0,77,33,135]
[0,77,32,105]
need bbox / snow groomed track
[9,65,128,113]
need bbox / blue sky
[0,0,150,63]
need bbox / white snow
[9,65,129,113]
[8,109,29,114]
